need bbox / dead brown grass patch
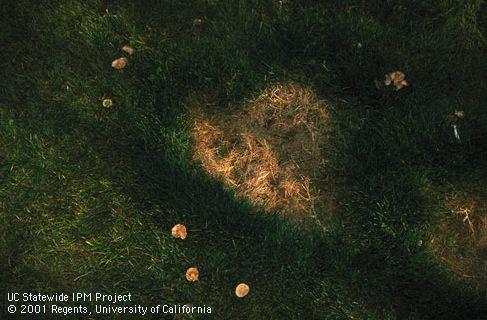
[430,179,487,282]
[189,83,335,225]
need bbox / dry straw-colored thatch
[430,182,487,283]
[190,83,334,224]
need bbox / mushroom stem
[452,124,460,142]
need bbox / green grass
[1,0,486,319]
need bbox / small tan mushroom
[171,224,187,239]
[395,80,408,91]
[121,45,135,55]
[454,110,465,118]
[185,267,199,282]
[384,71,408,91]
[235,283,250,298]
[111,57,128,69]
[193,18,203,27]
[389,71,405,83]
[102,98,113,107]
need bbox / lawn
[1,0,486,319]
